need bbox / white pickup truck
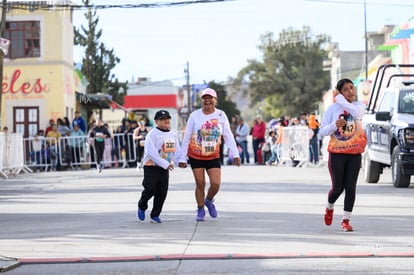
[362,64,414,188]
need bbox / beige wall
[1,5,75,131]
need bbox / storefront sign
[2,69,51,95]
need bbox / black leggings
[94,141,105,166]
[327,153,361,212]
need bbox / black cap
[154,110,171,120]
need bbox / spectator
[62,130,73,169]
[251,115,266,164]
[308,112,320,164]
[44,119,54,137]
[112,125,124,168]
[57,118,70,136]
[133,119,149,170]
[125,120,138,168]
[46,124,61,171]
[103,123,113,168]
[72,111,87,133]
[69,124,85,170]
[63,116,72,130]
[235,117,250,164]
[230,114,240,137]
[265,130,278,166]
[30,130,45,171]
[42,141,52,172]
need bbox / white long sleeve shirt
[143,127,181,170]
[320,94,367,154]
[235,122,250,143]
[320,94,366,137]
[179,108,240,162]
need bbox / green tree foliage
[193,81,240,121]
[74,0,127,104]
[235,26,330,118]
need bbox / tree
[193,81,240,121]
[235,26,330,118]
[74,0,126,104]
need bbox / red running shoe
[341,219,353,232]
[324,208,334,226]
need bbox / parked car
[362,64,414,188]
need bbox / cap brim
[157,115,171,120]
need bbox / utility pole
[184,61,191,114]
[0,0,7,124]
[364,0,368,81]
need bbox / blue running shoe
[137,208,145,221]
[150,216,162,223]
[196,207,205,221]
[204,199,217,218]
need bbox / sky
[71,0,414,87]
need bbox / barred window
[5,21,41,59]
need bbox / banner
[280,126,309,163]
[1,133,26,178]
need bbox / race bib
[201,139,217,155]
[163,138,176,153]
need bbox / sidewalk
[1,165,414,274]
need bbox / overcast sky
[72,0,414,86]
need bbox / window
[5,21,41,59]
[13,107,39,138]
[399,90,414,114]
[378,92,395,113]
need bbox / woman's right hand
[335,118,346,128]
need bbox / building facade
[1,1,76,137]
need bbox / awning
[377,44,399,51]
[391,28,414,39]
[76,92,112,109]
[109,100,130,112]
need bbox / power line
[2,0,235,11]
[304,0,414,7]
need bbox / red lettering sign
[2,69,50,95]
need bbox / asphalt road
[1,163,414,274]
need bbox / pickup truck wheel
[391,146,410,188]
[363,152,380,183]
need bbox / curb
[16,251,414,265]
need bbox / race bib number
[201,140,217,155]
[163,138,176,153]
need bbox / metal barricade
[23,137,58,172]
[22,133,138,172]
